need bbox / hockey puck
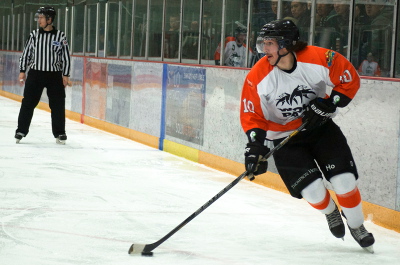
[141,251,153,257]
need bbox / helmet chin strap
[273,50,290,66]
[41,17,52,30]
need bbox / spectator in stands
[290,1,310,27]
[325,0,350,54]
[314,3,336,49]
[164,14,181,58]
[316,3,335,27]
[365,4,392,75]
[282,1,294,18]
[365,3,391,24]
[266,0,292,21]
[351,4,370,68]
[182,21,200,59]
[355,4,370,25]
[271,0,278,20]
[290,1,311,41]
[201,12,217,60]
[358,52,381,76]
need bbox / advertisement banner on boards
[166,65,206,145]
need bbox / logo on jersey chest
[276,85,316,118]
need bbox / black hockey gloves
[244,142,270,181]
[303,97,337,130]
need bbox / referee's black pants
[16,70,66,138]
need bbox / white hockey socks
[330,173,364,228]
[301,178,336,215]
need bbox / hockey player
[240,19,375,252]
[214,27,253,67]
[358,52,381,77]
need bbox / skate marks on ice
[0,96,400,265]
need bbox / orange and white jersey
[240,45,360,140]
[214,37,253,67]
[358,60,381,77]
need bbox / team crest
[276,85,316,118]
[325,50,335,67]
[276,85,315,106]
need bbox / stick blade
[128,244,146,255]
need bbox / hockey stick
[129,97,341,256]
[128,120,309,256]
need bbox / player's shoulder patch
[325,50,335,67]
[299,46,336,67]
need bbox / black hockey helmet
[35,6,56,22]
[257,19,299,50]
[235,26,247,35]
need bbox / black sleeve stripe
[245,128,267,144]
[330,90,352,108]
[19,30,36,72]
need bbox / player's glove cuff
[302,97,337,130]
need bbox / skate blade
[16,139,21,144]
[363,246,374,254]
[56,139,66,145]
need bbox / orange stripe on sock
[308,189,331,210]
[336,187,361,208]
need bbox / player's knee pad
[301,178,327,204]
[330,172,356,194]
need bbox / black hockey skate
[348,224,375,253]
[56,134,67,145]
[341,211,375,253]
[15,132,25,143]
[325,205,345,239]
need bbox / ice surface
[1,96,399,265]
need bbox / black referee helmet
[35,6,56,22]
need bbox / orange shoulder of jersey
[225,36,236,43]
[297,46,360,101]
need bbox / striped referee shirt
[19,27,71,77]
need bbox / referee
[15,6,71,144]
